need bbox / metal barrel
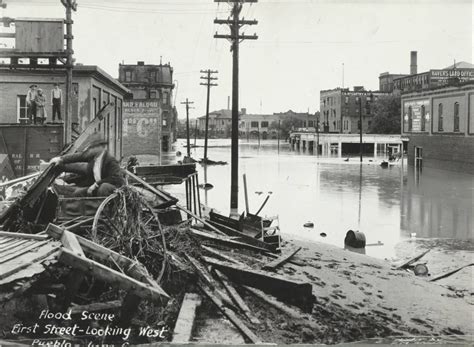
[344,230,366,248]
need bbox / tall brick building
[118,61,177,152]
[401,81,474,173]
[320,87,388,134]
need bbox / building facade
[118,61,177,151]
[0,65,129,159]
[320,87,387,134]
[197,109,232,137]
[401,81,474,173]
[239,110,316,139]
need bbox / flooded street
[159,138,473,261]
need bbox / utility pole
[359,98,363,162]
[181,98,194,157]
[214,0,258,217]
[200,69,218,162]
[61,0,77,145]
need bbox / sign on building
[403,99,430,132]
[122,100,162,158]
[430,69,474,84]
[15,18,64,53]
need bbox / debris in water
[199,183,214,190]
[304,222,314,228]
[320,232,327,237]
[413,263,429,276]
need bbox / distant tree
[368,94,401,134]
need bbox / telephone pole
[61,0,77,145]
[200,69,218,162]
[181,98,194,157]
[214,0,258,217]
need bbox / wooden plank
[0,240,37,258]
[202,256,314,309]
[262,246,302,270]
[198,282,262,344]
[124,170,178,208]
[207,220,276,252]
[70,300,122,314]
[177,206,227,236]
[190,228,270,253]
[430,263,474,282]
[396,249,430,269]
[58,248,169,301]
[214,269,260,325]
[243,285,319,329]
[172,293,202,343]
[0,240,50,265]
[0,231,48,240]
[46,224,152,283]
[201,245,246,266]
[0,243,60,281]
[61,230,85,257]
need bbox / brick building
[320,87,388,134]
[118,61,177,152]
[239,110,316,139]
[401,81,474,173]
[379,51,474,94]
[0,65,129,159]
[197,109,232,137]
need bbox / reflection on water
[158,138,473,259]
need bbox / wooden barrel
[344,230,366,248]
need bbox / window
[17,95,28,122]
[454,102,460,132]
[408,106,413,131]
[420,105,426,131]
[438,103,443,131]
[125,70,132,82]
[345,96,349,104]
[163,91,169,105]
[251,121,259,128]
[261,121,269,128]
[150,91,157,99]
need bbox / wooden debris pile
[0,163,317,345]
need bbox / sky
[1,0,472,120]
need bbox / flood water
[157,138,473,260]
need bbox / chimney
[137,61,145,66]
[227,96,230,110]
[410,51,417,75]
[241,108,247,115]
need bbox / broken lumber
[61,230,85,257]
[206,220,276,252]
[201,245,246,266]
[46,224,152,283]
[58,248,169,301]
[243,285,318,329]
[396,249,430,269]
[430,263,474,282]
[0,231,49,241]
[262,246,302,270]
[202,256,314,309]
[214,269,260,325]
[190,228,271,253]
[172,293,202,343]
[198,282,262,344]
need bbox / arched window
[438,103,443,131]
[420,105,426,131]
[454,102,460,132]
[408,106,413,131]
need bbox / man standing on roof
[26,85,37,124]
[49,133,125,197]
[51,83,63,123]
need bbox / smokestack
[227,96,230,110]
[410,51,417,75]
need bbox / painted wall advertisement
[122,100,162,158]
[404,99,430,132]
